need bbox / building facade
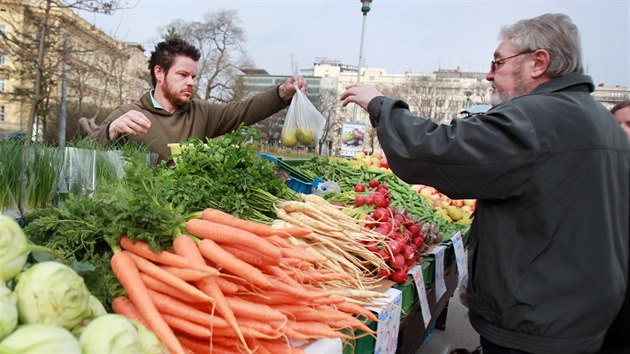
[0,0,149,139]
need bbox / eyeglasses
[490,51,534,72]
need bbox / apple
[419,187,436,197]
[280,129,297,147]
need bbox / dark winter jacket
[367,73,630,354]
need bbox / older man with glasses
[341,13,629,354]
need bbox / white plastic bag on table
[280,56,326,147]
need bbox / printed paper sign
[429,245,447,301]
[367,287,403,354]
[451,231,468,285]
[339,122,366,157]
[408,265,431,328]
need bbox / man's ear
[154,65,165,83]
[530,49,551,79]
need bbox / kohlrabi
[0,282,17,341]
[79,314,143,354]
[0,215,63,282]
[0,323,81,353]
[15,261,92,329]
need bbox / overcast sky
[77,0,629,87]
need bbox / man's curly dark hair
[148,38,201,88]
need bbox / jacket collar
[530,72,595,95]
[139,91,191,116]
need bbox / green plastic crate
[342,318,376,354]
[394,276,418,319]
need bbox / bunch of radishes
[351,180,427,284]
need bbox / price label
[429,245,447,301]
[408,265,431,328]
[367,287,402,354]
[451,231,468,285]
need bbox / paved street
[417,288,480,354]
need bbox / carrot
[120,236,218,275]
[258,339,305,354]
[172,234,206,264]
[162,312,213,339]
[196,275,251,353]
[126,251,213,303]
[296,269,353,283]
[139,272,200,303]
[202,207,313,239]
[215,277,240,295]
[263,265,331,300]
[176,335,212,354]
[286,320,351,339]
[224,297,287,323]
[266,236,326,263]
[269,226,313,238]
[172,235,240,295]
[149,289,283,340]
[198,239,273,289]
[219,243,279,267]
[186,218,282,261]
[238,292,307,306]
[147,289,228,328]
[160,265,213,281]
[110,251,186,354]
[111,296,148,328]
[201,208,279,236]
[335,301,379,322]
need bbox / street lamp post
[352,0,372,123]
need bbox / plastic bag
[280,56,326,147]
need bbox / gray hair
[499,13,584,77]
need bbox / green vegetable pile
[155,126,297,223]
[21,127,298,309]
[297,156,467,239]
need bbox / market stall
[0,132,471,353]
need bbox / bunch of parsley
[155,126,296,223]
[23,158,187,310]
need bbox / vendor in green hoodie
[88,37,306,162]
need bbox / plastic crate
[287,176,313,194]
[258,152,279,165]
[393,276,418,319]
[342,318,376,354]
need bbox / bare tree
[162,9,251,103]
[316,88,340,155]
[0,0,129,142]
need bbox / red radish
[355,195,366,207]
[354,183,366,192]
[388,240,404,255]
[390,269,407,284]
[408,225,420,238]
[390,254,405,270]
[363,215,376,228]
[412,236,424,249]
[373,207,389,222]
[365,242,379,253]
[376,249,391,262]
[378,268,391,278]
[369,179,379,188]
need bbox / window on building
[0,53,5,65]
[0,106,5,121]
[0,77,4,91]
